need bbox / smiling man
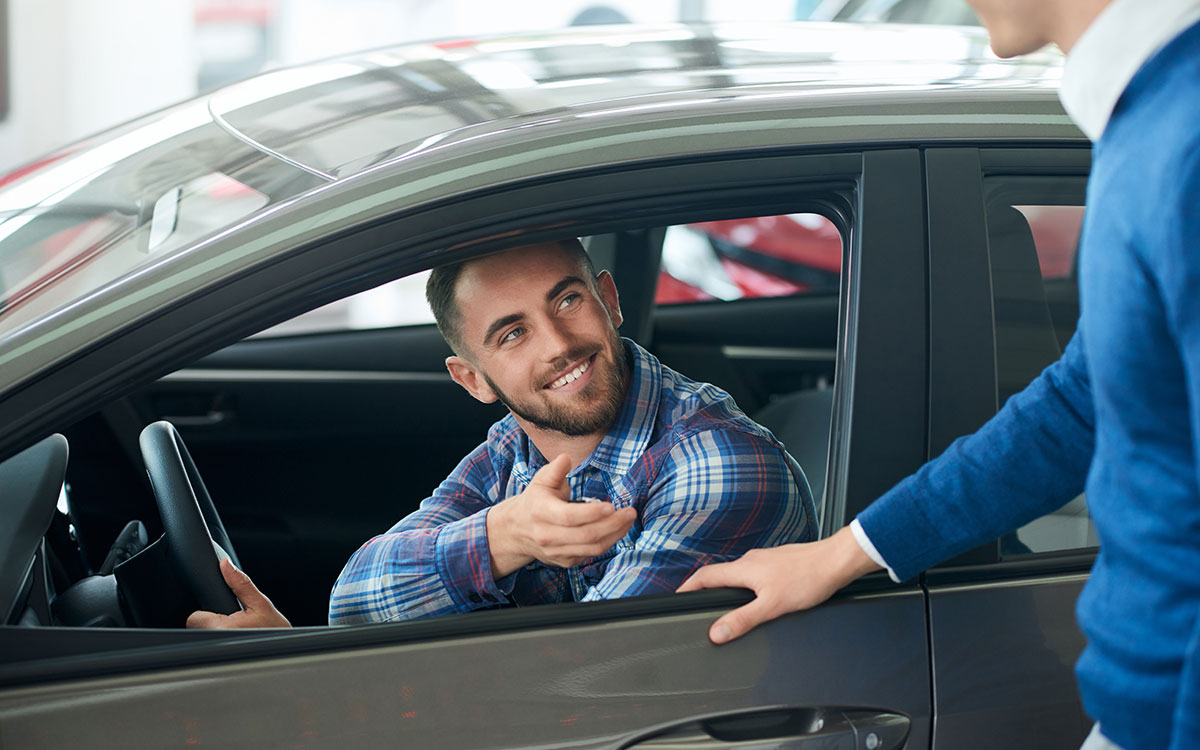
[319,239,818,623]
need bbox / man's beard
[485,332,628,438]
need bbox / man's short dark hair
[425,239,596,355]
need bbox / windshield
[0,100,326,344]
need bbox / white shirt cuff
[850,518,901,583]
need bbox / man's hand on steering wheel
[186,558,292,629]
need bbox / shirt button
[483,593,498,603]
[467,592,482,604]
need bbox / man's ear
[596,270,624,329]
[446,356,498,404]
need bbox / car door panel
[0,590,930,749]
[922,146,1093,747]
[2,149,938,749]
[926,573,1090,748]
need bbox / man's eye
[558,292,581,310]
[501,327,525,343]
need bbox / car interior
[1,166,1091,648]
[3,210,845,630]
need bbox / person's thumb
[708,597,775,645]
[530,454,573,495]
[185,609,225,629]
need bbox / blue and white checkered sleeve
[328,445,513,624]
[581,427,813,601]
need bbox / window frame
[922,145,1094,583]
[0,145,933,684]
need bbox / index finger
[677,561,743,593]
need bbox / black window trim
[922,145,1095,581]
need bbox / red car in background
[660,206,1082,304]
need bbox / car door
[921,147,1093,748]
[0,148,934,748]
[89,319,500,626]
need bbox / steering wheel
[138,421,241,615]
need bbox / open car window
[17,195,847,634]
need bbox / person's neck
[524,426,607,470]
[520,361,633,471]
[1051,0,1113,54]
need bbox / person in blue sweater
[679,1,1200,749]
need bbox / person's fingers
[708,596,778,644]
[540,497,616,526]
[677,561,744,593]
[218,557,272,611]
[529,454,574,495]
[186,610,227,629]
[553,521,637,557]
[546,506,635,545]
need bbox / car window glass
[985,179,1093,555]
[0,107,326,344]
[656,213,842,305]
[259,212,846,337]
[257,271,435,337]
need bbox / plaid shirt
[328,339,817,624]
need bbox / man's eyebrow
[483,313,524,347]
[546,276,586,302]
[481,277,585,346]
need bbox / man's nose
[540,318,575,362]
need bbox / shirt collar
[1060,0,1200,141]
[498,338,661,479]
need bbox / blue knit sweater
[857,21,1200,750]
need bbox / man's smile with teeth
[548,357,591,389]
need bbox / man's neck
[518,362,633,471]
[1050,0,1112,53]
[523,425,607,471]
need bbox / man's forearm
[329,511,508,624]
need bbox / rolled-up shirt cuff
[850,518,901,583]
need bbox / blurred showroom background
[0,0,978,174]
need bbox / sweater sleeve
[856,330,1096,581]
[1163,146,1200,750]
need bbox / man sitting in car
[190,239,816,627]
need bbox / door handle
[623,707,909,750]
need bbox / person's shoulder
[657,395,781,463]
[655,359,774,433]
[1115,31,1200,155]
[476,413,523,469]
[656,360,733,418]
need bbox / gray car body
[0,23,1090,749]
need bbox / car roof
[204,22,1063,180]
[9,22,1066,196]
[0,22,1081,402]
[204,21,1060,180]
